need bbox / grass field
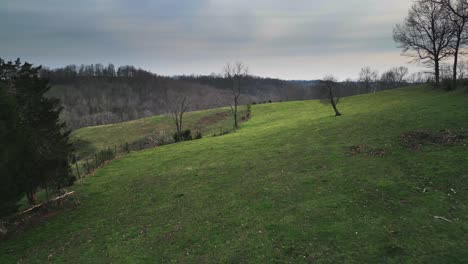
[71,106,248,159]
[1,86,467,263]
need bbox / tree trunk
[179,113,184,140]
[452,41,460,90]
[331,99,342,116]
[434,59,440,88]
[26,191,37,205]
[233,100,238,129]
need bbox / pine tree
[0,58,75,207]
[0,88,25,216]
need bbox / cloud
[0,0,419,79]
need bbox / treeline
[0,58,74,217]
[41,63,421,129]
[40,63,156,81]
[41,64,320,129]
[43,70,261,129]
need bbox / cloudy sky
[0,0,421,80]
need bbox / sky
[0,0,423,80]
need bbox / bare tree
[223,62,249,129]
[457,59,468,78]
[394,66,410,86]
[166,91,190,141]
[381,66,409,89]
[439,0,468,88]
[319,75,342,116]
[393,0,455,87]
[381,70,398,89]
[359,67,379,92]
[408,72,427,84]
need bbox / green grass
[72,106,247,158]
[1,86,467,263]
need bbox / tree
[0,58,75,206]
[408,72,427,83]
[166,90,190,142]
[0,87,25,216]
[359,67,379,92]
[223,62,249,129]
[380,66,409,89]
[393,0,455,87]
[440,0,468,88]
[319,75,342,116]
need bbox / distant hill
[287,79,321,88]
[42,64,382,129]
[43,64,323,129]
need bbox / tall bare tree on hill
[223,62,249,129]
[319,75,342,116]
[393,0,455,87]
[438,0,468,88]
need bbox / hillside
[71,106,248,160]
[1,86,467,263]
[47,77,258,130]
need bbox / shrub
[195,131,202,139]
[123,142,130,153]
[173,129,193,142]
[246,104,252,119]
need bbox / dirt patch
[199,111,230,125]
[349,144,387,157]
[400,129,467,150]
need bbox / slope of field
[1,86,467,263]
[72,106,247,159]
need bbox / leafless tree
[393,0,455,87]
[440,63,454,79]
[166,91,190,141]
[408,72,427,83]
[359,67,379,92]
[380,70,398,89]
[394,66,410,86]
[319,75,342,116]
[457,59,468,78]
[438,0,468,87]
[223,62,249,129]
[381,66,409,89]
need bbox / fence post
[95,153,98,168]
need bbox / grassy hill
[1,86,467,263]
[71,106,248,159]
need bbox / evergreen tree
[0,58,75,207]
[0,88,25,216]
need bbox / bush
[173,129,193,142]
[195,131,202,139]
